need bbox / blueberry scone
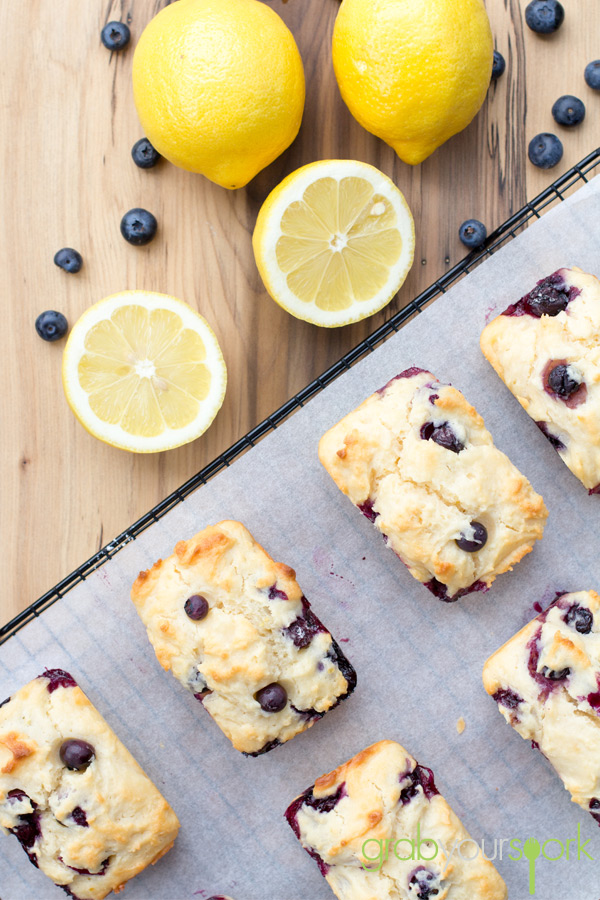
[285,740,507,899]
[480,267,600,493]
[484,589,600,825]
[131,521,356,756]
[0,668,179,900]
[318,367,547,601]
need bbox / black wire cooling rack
[2,148,599,645]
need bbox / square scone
[480,267,600,493]
[0,669,179,900]
[131,520,356,756]
[484,589,600,826]
[318,367,547,601]
[285,739,507,899]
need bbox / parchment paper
[2,174,600,900]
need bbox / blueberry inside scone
[319,368,547,600]
[484,590,600,823]
[481,267,600,493]
[0,669,179,899]
[285,740,507,899]
[131,521,356,756]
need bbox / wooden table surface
[1,0,598,626]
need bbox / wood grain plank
[0,0,597,624]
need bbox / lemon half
[252,160,415,327]
[62,291,227,453]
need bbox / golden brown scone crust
[319,369,547,599]
[484,589,600,815]
[286,740,507,899]
[0,671,179,899]
[480,266,600,491]
[131,521,355,755]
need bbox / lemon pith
[62,292,227,453]
[253,160,415,328]
[332,0,493,165]
[132,0,305,189]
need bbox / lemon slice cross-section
[252,159,415,327]
[62,291,227,453]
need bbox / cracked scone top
[285,740,507,900]
[480,267,600,493]
[484,590,600,825]
[318,367,547,600]
[0,669,179,900]
[131,520,356,755]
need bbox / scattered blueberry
[101,21,130,51]
[491,50,506,80]
[455,522,488,552]
[131,138,161,169]
[546,363,581,397]
[53,248,82,274]
[255,682,287,712]
[459,219,487,249]
[584,60,600,90]
[528,133,563,169]
[35,311,68,342]
[120,208,157,245]
[552,95,585,127]
[59,739,95,771]
[420,422,465,453]
[184,595,209,620]
[525,0,565,34]
[565,604,593,634]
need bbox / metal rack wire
[2,147,599,645]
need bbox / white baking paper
[2,175,600,900]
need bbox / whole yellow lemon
[132,0,305,189]
[332,0,493,165]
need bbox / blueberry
[459,219,487,249]
[70,807,88,827]
[565,604,593,634]
[131,138,161,169]
[255,682,287,712]
[491,50,506,80]
[420,422,464,453]
[41,668,77,692]
[528,133,563,169]
[525,0,565,34]
[53,248,82,273]
[535,421,566,451]
[527,278,570,315]
[585,60,600,90]
[101,21,130,51]
[120,208,157,245]
[552,95,585,127]
[409,867,441,899]
[541,666,570,681]
[35,310,68,342]
[455,522,488,552]
[493,688,522,710]
[184,595,209,620]
[59,739,95,771]
[546,364,581,397]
